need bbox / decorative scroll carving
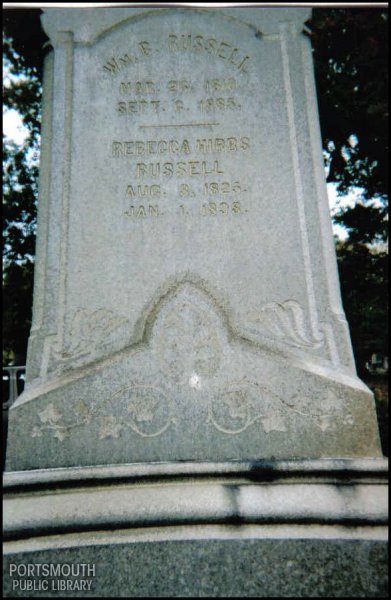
[31,383,354,442]
[118,384,175,438]
[207,381,354,436]
[247,300,324,349]
[84,384,176,440]
[207,382,260,434]
[207,381,287,435]
[282,388,355,432]
[57,308,130,362]
[32,385,175,442]
[30,284,353,443]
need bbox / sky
[3,107,27,145]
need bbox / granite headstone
[5,6,382,470]
[4,7,387,598]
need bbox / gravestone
[4,7,387,597]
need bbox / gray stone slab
[4,480,388,539]
[5,6,382,470]
[3,458,388,488]
[3,9,388,597]
[3,530,388,597]
[4,459,388,541]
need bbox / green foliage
[311,8,388,200]
[3,35,41,364]
[333,203,388,245]
[3,262,35,365]
[310,8,388,374]
[336,242,388,374]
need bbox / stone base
[3,459,388,597]
[6,282,383,471]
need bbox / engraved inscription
[119,80,158,94]
[135,160,224,178]
[101,28,254,226]
[103,35,252,75]
[125,184,162,198]
[113,137,251,219]
[103,40,153,74]
[113,139,192,156]
[106,42,247,120]
[167,34,251,73]
[117,100,161,114]
[198,96,241,112]
[112,137,249,157]
[124,205,162,218]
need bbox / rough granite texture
[6,7,382,470]
[3,538,388,597]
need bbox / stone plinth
[3,460,388,597]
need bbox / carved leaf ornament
[32,288,352,441]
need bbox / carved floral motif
[247,300,324,349]
[208,381,287,435]
[124,386,175,437]
[208,381,354,436]
[127,394,158,423]
[157,297,221,381]
[30,383,354,442]
[282,388,355,432]
[52,308,130,365]
[99,415,123,440]
[30,286,354,443]
[32,400,92,441]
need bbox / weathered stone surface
[3,9,388,598]
[4,458,388,597]
[5,7,382,470]
[4,471,388,537]
[3,531,388,597]
[6,298,381,469]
